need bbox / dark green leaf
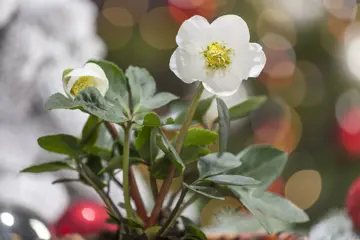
[180,146,211,164]
[216,98,230,153]
[38,134,82,156]
[143,112,162,127]
[184,128,218,147]
[88,59,128,103]
[229,96,267,121]
[52,178,79,185]
[135,126,159,161]
[229,187,309,225]
[126,66,156,106]
[228,145,288,194]
[75,87,127,123]
[184,183,225,200]
[183,225,207,240]
[81,115,101,146]
[176,96,215,124]
[21,161,74,173]
[198,152,241,179]
[83,145,112,161]
[141,92,179,110]
[205,175,259,186]
[150,156,172,179]
[45,93,80,110]
[82,163,107,189]
[86,155,104,180]
[98,156,145,174]
[158,130,185,174]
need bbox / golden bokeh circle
[102,7,134,27]
[285,170,322,210]
[139,7,178,50]
[103,0,149,23]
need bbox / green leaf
[83,145,112,161]
[126,66,156,106]
[228,145,288,194]
[21,161,74,173]
[183,128,218,147]
[229,187,309,224]
[216,98,230,153]
[205,175,259,186]
[45,93,80,110]
[176,96,215,124]
[180,146,211,164]
[228,96,267,121]
[38,134,82,156]
[143,112,162,127]
[184,183,225,200]
[145,226,162,240]
[158,129,185,174]
[183,225,207,240]
[52,178,79,185]
[87,59,128,103]
[75,87,127,123]
[86,155,104,180]
[81,115,101,146]
[135,126,159,161]
[98,156,145,174]
[150,156,172,179]
[141,92,179,110]
[197,152,241,179]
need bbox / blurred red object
[53,200,117,237]
[167,0,216,24]
[346,177,360,231]
[339,109,360,156]
[267,178,285,196]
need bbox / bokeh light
[285,170,322,210]
[324,0,357,20]
[140,7,179,50]
[168,0,217,23]
[102,0,149,23]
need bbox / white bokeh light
[0,212,14,227]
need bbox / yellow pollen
[70,76,96,96]
[202,42,233,70]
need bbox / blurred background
[1,0,360,238]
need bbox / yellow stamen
[70,76,96,96]
[202,42,233,70]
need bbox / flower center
[70,76,97,96]
[202,42,233,70]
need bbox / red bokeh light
[267,178,285,196]
[339,108,360,156]
[53,200,118,237]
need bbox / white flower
[63,62,109,98]
[170,15,266,97]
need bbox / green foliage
[182,225,207,240]
[82,115,101,146]
[204,174,259,186]
[184,183,225,200]
[183,128,218,147]
[216,97,230,153]
[175,96,215,124]
[197,152,241,179]
[37,134,82,157]
[228,96,267,120]
[158,130,185,174]
[21,161,74,173]
[135,126,159,162]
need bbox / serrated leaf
[38,134,82,157]
[143,112,162,127]
[159,129,185,174]
[87,59,128,103]
[216,98,230,153]
[184,128,218,147]
[184,183,225,200]
[229,96,267,121]
[126,66,156,106]
[228,145,288,194]
[21,162,74,173]
[81,115,101,146]
[141,92,179,110]
[205,175,259,186]
[229,187,309,225]
[198,152,241,179]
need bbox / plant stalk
[147,83,204,227]
[122,125,132,219]
[104,121,148,222]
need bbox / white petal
[176,15,210,50]
[66,76,108,97]
[65,67,103,80]
[170,48,206,84]
[210,15,250,48]
[248,43,266,78]
[84,62,107,80]
[202,71,242,97]
[65,76,79,98]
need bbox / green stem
[122,124,133,219]
[158,188,188,237]
[147,84,204,227]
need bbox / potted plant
[21,14,309,240]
